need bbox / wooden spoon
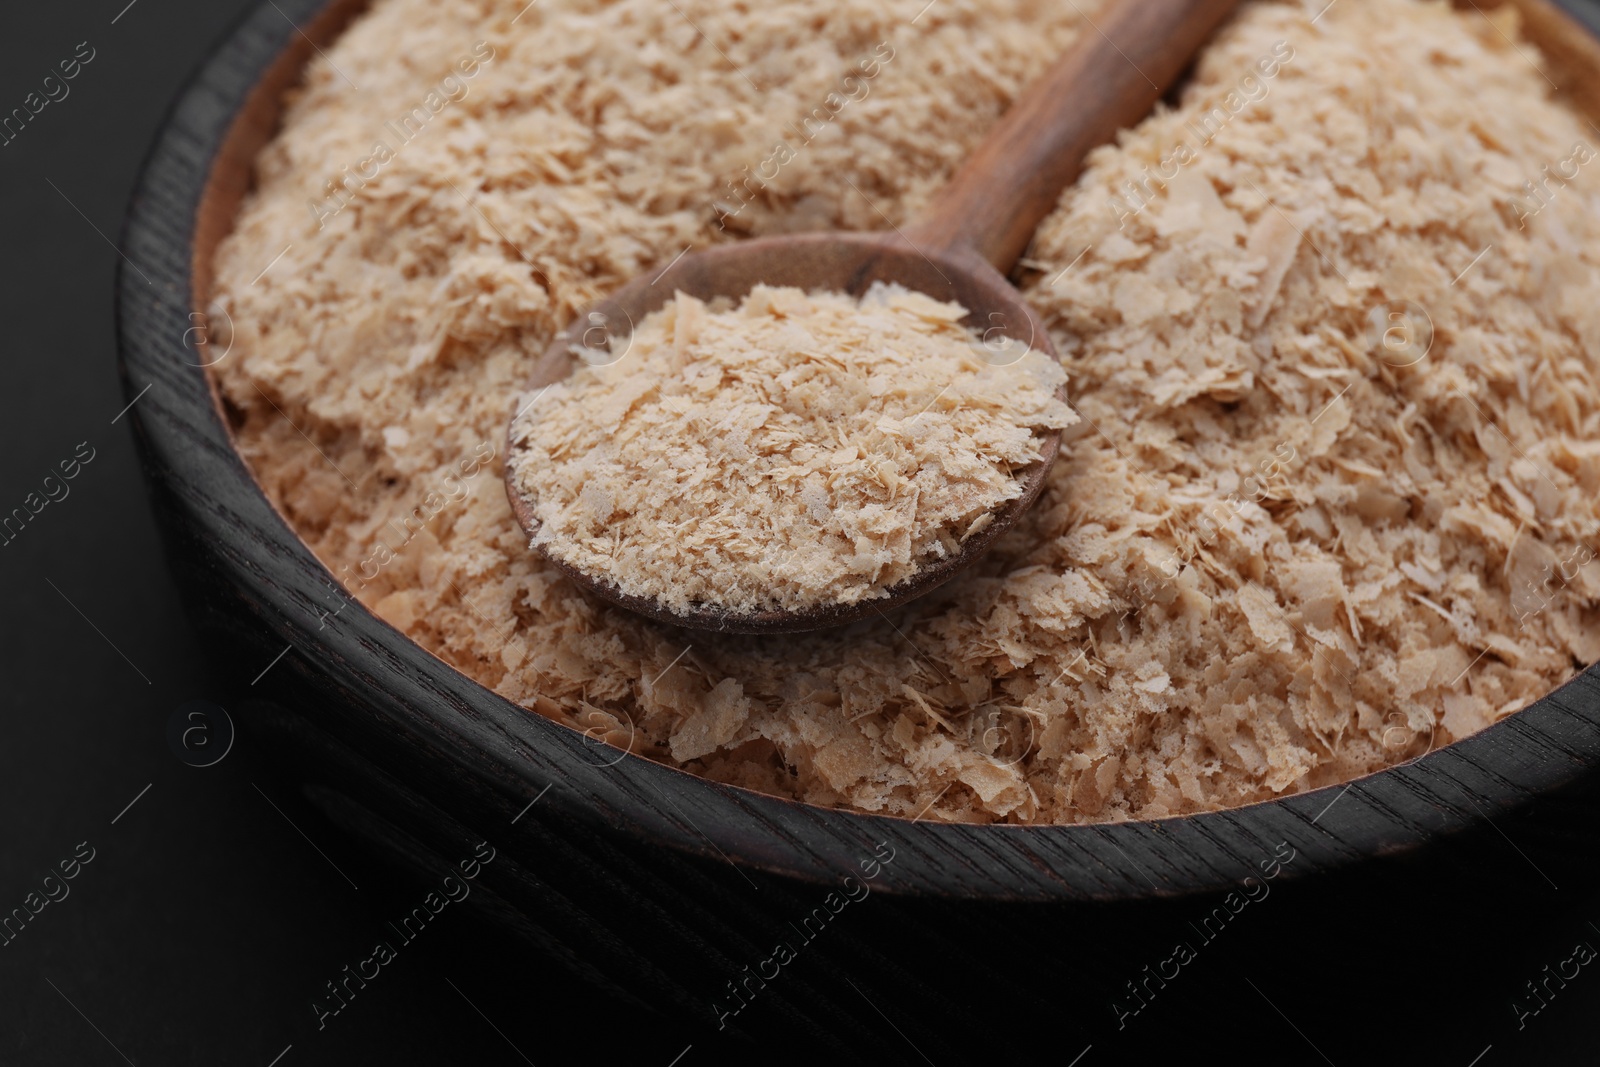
[506,0,1238,634]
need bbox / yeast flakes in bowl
[203,0,1600,831]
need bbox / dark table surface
[6,0,1600,1063]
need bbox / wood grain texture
[117,0,1600,917]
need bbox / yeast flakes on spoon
[509,282,1075,616]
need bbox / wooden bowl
[117,0,1600,1036]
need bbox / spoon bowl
[505,232,1057,634]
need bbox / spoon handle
[903,0,1240,271]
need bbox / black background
[5,0,1600,1064]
